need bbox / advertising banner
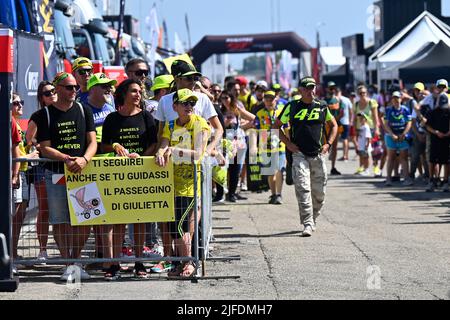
[65,157,175,226]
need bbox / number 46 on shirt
[294,108,321,121]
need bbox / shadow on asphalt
[213,230,301,239]
[18,271,171,284]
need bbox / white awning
[320,47,345,67]
[370,11,450,67]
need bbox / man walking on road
[274,77,338,237]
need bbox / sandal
[134,262,149,279]
[104,265,121,281]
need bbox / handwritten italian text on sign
[65,157,175,226]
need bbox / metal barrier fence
[10,157,213,280]
[201,160,213,262]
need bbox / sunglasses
[42,89,56,97]
[359,91,367,95]
[211,89,222,94]
[97,84,112,90]
[59,85,80,91]
[12,100,24,107]
[181,75,199,82]
[78,69,93,76]
[133,70,149,77]
[178,101,196,107]
[221,96,230,100]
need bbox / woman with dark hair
[220,90,255,202]
[101,79,158,280]
[25,81,58,263]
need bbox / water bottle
[29,145,39,167]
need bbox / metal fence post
[0,28,19,292]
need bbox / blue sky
[122,0,377,68]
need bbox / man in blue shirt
[85,73,117,154]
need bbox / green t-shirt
[279,99,333,157]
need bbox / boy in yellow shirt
[156,89,211,277]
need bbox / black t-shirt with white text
[102,110,158,155]
[35,103,96,173]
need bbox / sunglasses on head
[133,70,149,77]
[42,89,56,97]
[59,84,80,91]
[78,68,93,76]
[12,100,24,107]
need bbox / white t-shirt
[358,124,372,153]
[421,94,437,110]
[145,99,159,116]
[154,91,218,123]
[339,96,352,125]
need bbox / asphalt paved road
[1,157,449,300]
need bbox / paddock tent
[369,11,450,84]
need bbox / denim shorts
[385,135,409,151]
[340,125,350,140]
[44,170,71,225]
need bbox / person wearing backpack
[34,72,98,281]
[274,77,338,237]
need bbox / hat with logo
[151,74,174,92]
[87,73,117,91]
[438,93,449,107]
[413,82,425,91]
[436,79,449,88]
[392,91,402,99]
[264,91,276,98]
[299,77,316,88]
[72,57,93,72]
[171,60,201,78]
[173,88,198,104]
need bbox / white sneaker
[12,266,18,275]
[75,263,91,280]
[360,169,370,177]
[37,251,48,265]
[311,224,317,232]
[240,181,248,191]
[301,225,313,237]
[60,264,90,281]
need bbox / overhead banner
[31,0,58,80]
[65,157,175,226]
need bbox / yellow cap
[264,91,276,98]
[151,75,174,92]
[87,73,117,91]
[72,57,93,72]
[414,82,425,91]
[174,89,198,103]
